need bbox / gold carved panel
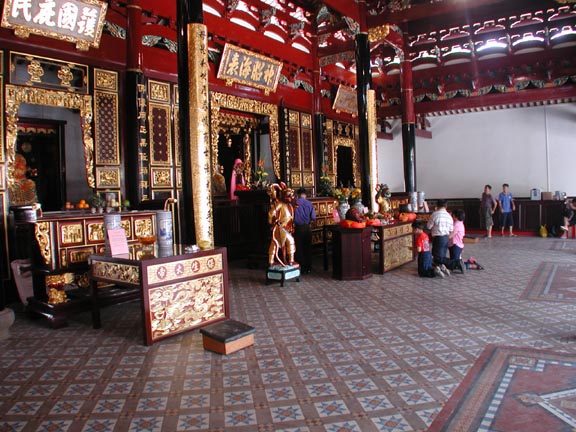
[301,113,312,129]
[382,223,413,240]
[87,222,104,242]
[94,90,120,165]
[149,274,225,341]
[60,223,84,245]
[149,103,172,165]
[92,261,140,286]
[148,80,170,104]
[289,111,299,126]
[96,167,120,188]
[134,217,154,237]
[176,168,182,188]
[151,168,173,188]
[67,247,95,265]
[146,253,223,285]
[94,69,118,92]
[121,220,132,239]
[383,235,413,272]
[291,173,302,186]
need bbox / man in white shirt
[427,199,460,272]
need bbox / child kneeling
[412,220,450,278]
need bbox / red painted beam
[379,85,576,118]
[321,0,360,24]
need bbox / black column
[402,124,416,193]
[176,0,203,244]
[355,32,372,206]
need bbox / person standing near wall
[498,183,517,237]
[294,188,316,273]
[480,185,498,238]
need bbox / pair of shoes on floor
[434,267,445,278]
[561,234,568,239]
[439,264,450,276]
[483,234,492,238]
[509,233,518,237]
[459,258,466,274]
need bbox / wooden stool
[266,264,300,287]
[200,319,255,355]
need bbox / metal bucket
[103,214,122,255]
[156,210,173,248]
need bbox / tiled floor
[1,236,576,431]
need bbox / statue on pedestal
[267,183,296,267]
[375,183,392,215]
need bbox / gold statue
[375,183,392,215]
[267,183,296,267]
[47,288,67,305]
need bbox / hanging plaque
[332,84,358,117]
[1,0,107,51]
[217,43,283,95]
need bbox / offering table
[23,210,157,328]
[89,246,229,346]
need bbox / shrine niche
[5,85,95,207]
[210,92,280,183]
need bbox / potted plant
[91,194,105,213]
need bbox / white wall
[377,103,576,198]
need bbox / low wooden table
[89,245,229,345]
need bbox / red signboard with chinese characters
[1,0,107,50]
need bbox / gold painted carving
[96,167,120,188]
[289,111,299,126]
[151,168,173,188]
[333,136,357,187]
[88,222,104,241]
[27,60,44,82]
[149,274,225,340]
[134,218,154,237]
[368,24,390,42]
[383,235,413,271]
[291,173,302,186]
[382,223,412,239]
[301,113,312,129]
[188,23,213,248]
[210,92,280,179]
[57,65,73,87]
[0,75,4,163]
[95,69,117,91]
[61,223,84,245]
[34,221,52,265]
[68,248,94,264]
[147,253,223,285]
[92,261,140,285]
[5,85,95,206]
[149,80,170,103]
[121,220,131,238]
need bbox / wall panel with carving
[146,79,176,201]
[283,108,315,193]
[94,69,121,198]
